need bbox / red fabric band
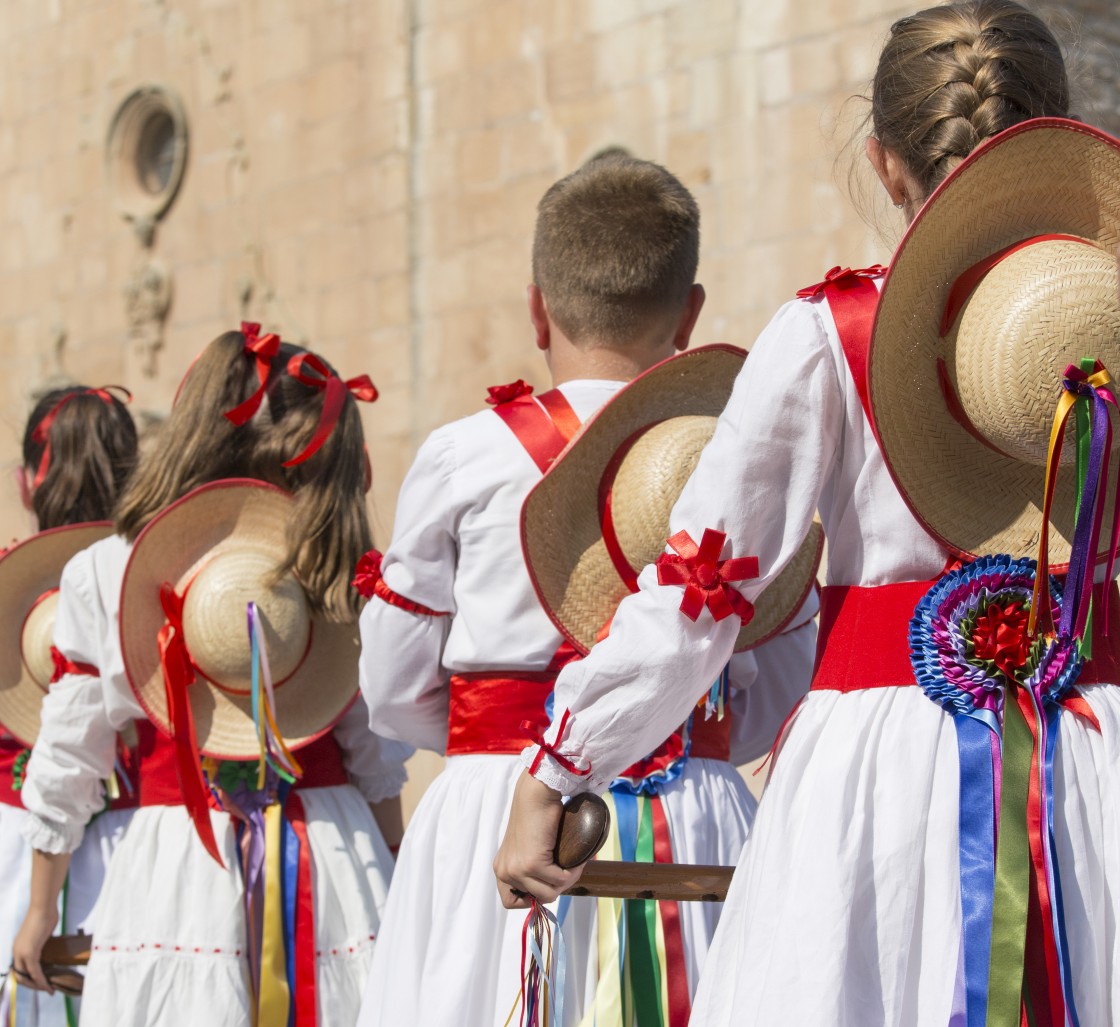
[811,580,1120,692]
[352,550,450,617]
[488,384,579,472]
[0,737,27,809]
[49,646,99,683]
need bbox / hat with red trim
[870,118,1120,563]
[120,479,359,761]
[521,345,823,653]
[0,523,114,746]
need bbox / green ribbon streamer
[626,797,665,1027]
[986,687,1035,1027]
[1075,355,1096,656]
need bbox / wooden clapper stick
[557,793,735,903]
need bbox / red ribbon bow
[796,265,887,299]
[351,549,383,599]
[485,380,534,406]
[157,583,224,866]
[283,353,379,467]
[48,645,98,684]
[31,386,132,488]
[223,322,282,427]
[656,528,758,625]
[523,708,592,778]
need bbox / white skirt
[691,684,1120,1026]
[79,784,393,1027]
[357,754,755,1027]
[0,804,133,1027]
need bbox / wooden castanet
[40,933,90,966]
[555,792,736,903]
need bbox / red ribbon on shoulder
[157,583,224,866]
[283,353,379,467]
[31,386,132,488]
[485,380,534,406]
[524,708,591,777]
[223,322,282,426]
[796,264,886,299]
[656,528,757,625]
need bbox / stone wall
[0,0,1109,813]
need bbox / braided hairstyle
[872,0,1069,196]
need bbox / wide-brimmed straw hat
[870,118,1120,563]
[120,479,359,759]
[0,522,114,746]
[522,345,824,653]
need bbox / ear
[527,284,551,352]
[671,284,706,352]
[865,136,910,208]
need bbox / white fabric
[526,293,1120,1024]
[20,534,405,1026]
[358,378,814,1026]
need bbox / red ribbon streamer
[286,793,318,1027]
[650,795,691,1027]
[524,708,591,777]
[31,386,132,488]
[283,353,379,467]
[655,529,757,624]
[224,322,282,426]
[157,582,224,866]
[48,646,98,683]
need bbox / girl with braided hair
[496,3,1120,1024]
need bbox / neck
[547,338,676,387]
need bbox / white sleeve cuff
[22,811,84,855]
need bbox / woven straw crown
[522,346,823,654]
[870,118,1120,563]
[0,522,113,746]
[120,479,359,759]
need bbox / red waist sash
[0,737,26,809]
[811,580,1120,691]
[134,721,350,808]
[445,673,731,765]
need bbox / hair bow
[31,386,132,488]
[223,322,282,426]
[283,353,378,467]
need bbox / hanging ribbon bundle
[283,353,378,467]
[908,359,1119,1027]
[31,385,132,488]
[506,900,566,1027]
[247,601,302,789]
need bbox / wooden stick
[562,861,733,902]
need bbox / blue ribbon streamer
[282,802,299,1027]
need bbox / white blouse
[527,295,949,795]
[23,535,411,854]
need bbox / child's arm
[12,850,70,991]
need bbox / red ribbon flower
[224,322,282,426]
[796,264,887,299]
[352,550,383,599]
[972,600,1031,680]
[656,528,758,625]
[485,380,533,406]
[284,353,379,467]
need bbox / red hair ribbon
[283,353,378,467]
[31,386,132,488]
[656,528,758,624]
[157,582,224,866]
[524,708,591,777]
[48,646,99,684]
[223,322,282,426]
[796,265,886,299]
[485,380,533,406]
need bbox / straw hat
[522,346,824,653]
[0,522,114,746]
[870,118,1120,563]
[120,479,359,760]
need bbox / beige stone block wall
[0,0,1098,819]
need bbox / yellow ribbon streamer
[257,804,291,1027]
[578,794,626,1027]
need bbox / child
[496,4,1118,1025]
[0,386,138,1025]
[356,155,815,1025]
[12,329,410,1026]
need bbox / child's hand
[11,904,59,993]
[494,773,584,908]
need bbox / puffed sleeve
[359,428,458,753]
[331,697,413,803]
[528,300,842,794]
[21,549,119,854]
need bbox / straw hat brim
[869,118,1120,563]
[0,522,114,746]
[120,479,358,760]
[523,345,824,653]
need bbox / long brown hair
[115,329,373,621]
[23,388,138,529]
[872,0,1069,195]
